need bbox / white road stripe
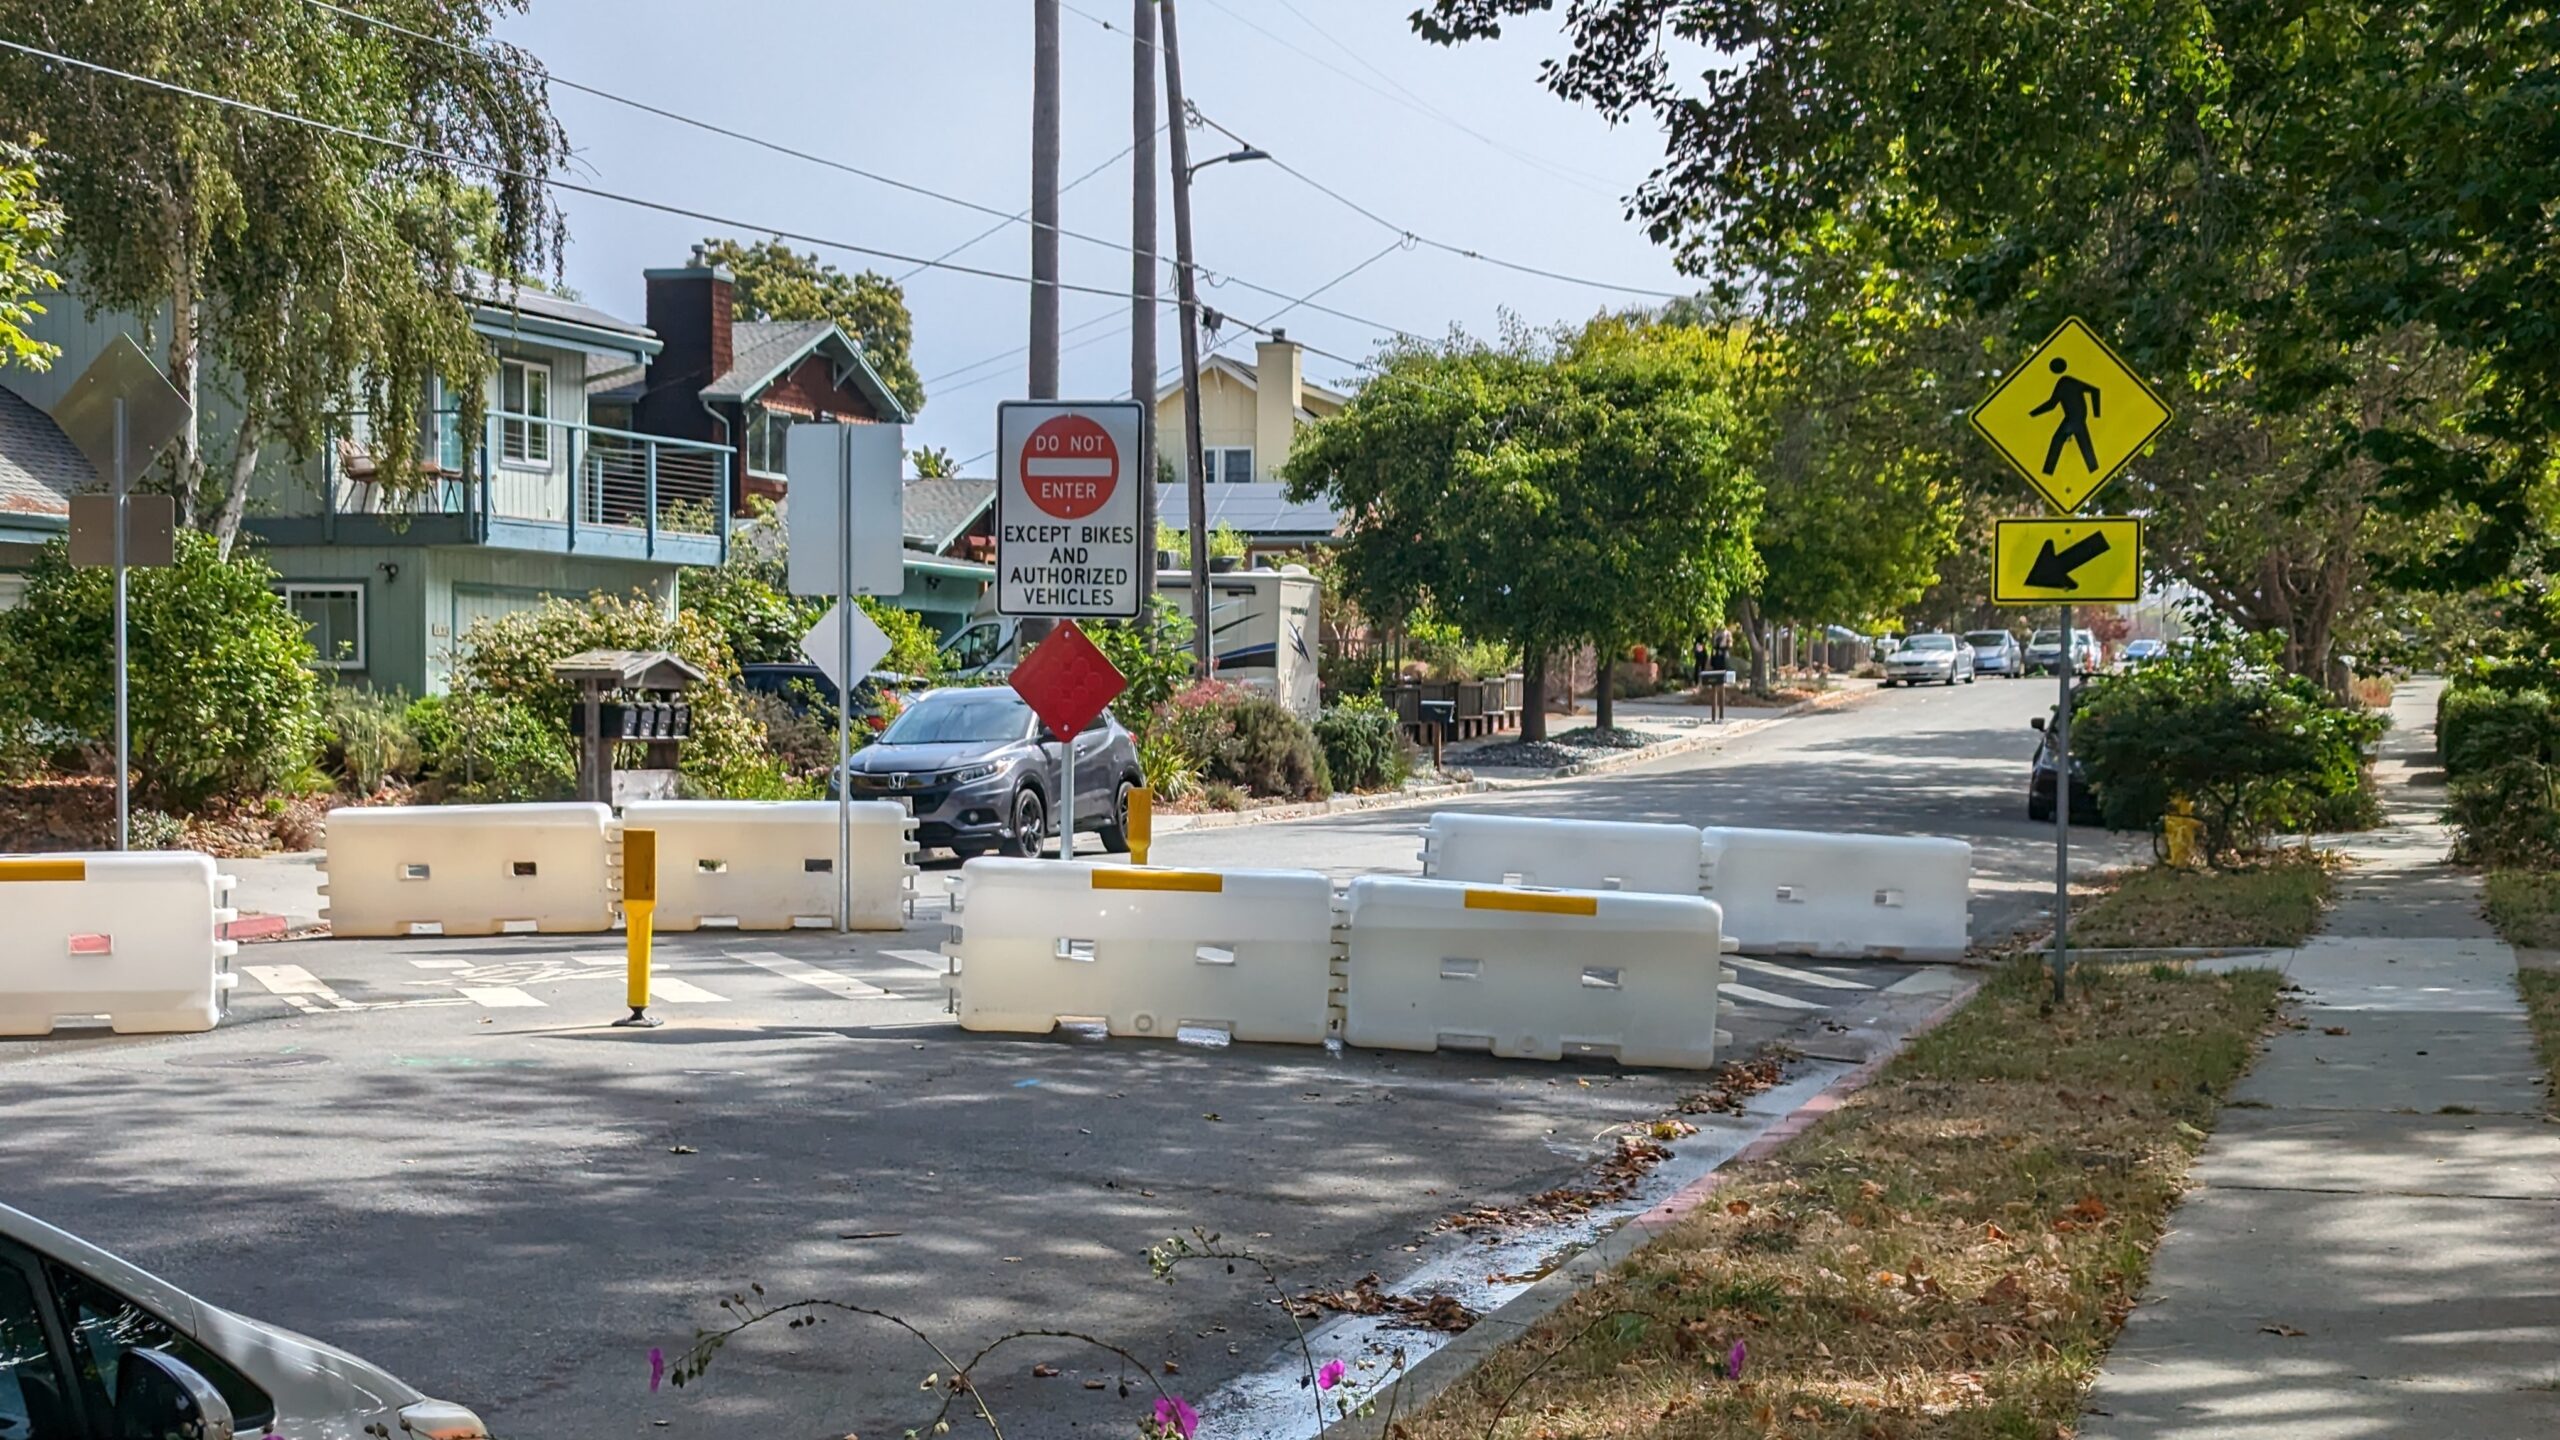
[244,964,333,996]
[879,948,949,971]
[648,977,729,1004]
[1023,457,1114,478]
[1727,956,1873,990]
[727,950,892,999]
[407,959,472,971]
[458,986,546,1009]
[1719,981,1826,1011]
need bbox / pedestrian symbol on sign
[2028,358,2101,477]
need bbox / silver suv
[839,687,1143,858]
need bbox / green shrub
[426,691,576,804]
[2449,759,2560,868]
[678,510,942,678]
[1220,695,1329,801]
[1134,724,1203,801]
[1084,598,1197,728]
[1314,696,1410,793]
[1160,680,1245,784]
[1404,613,1518,682]
[2075,627,2385,861]
[0,534,320,806]
[2438,685,2559,780]
[317,686,421,795]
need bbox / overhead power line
[292,0,1425,341]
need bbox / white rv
[940,564,1323,719]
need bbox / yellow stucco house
[1154,332,1351,556]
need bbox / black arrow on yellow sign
[2025,530,2112,590]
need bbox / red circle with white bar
[1019,413,1120,520]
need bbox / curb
[1158,780,1483,834]
[218,913,288,942]
[1316,975,1978,1439]
[1500,684,1876,785]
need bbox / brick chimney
[638,246,734,441]
[1253,328,1304,483]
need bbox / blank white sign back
[786,422,906,598]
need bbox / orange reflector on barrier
[1463,888,1598,916]
[1091,868,1223,894]
[0,859,85,883]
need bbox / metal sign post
[113,399,128,852]
[786,422,904,931]
[2052,604,2072,1003]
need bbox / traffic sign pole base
[612,1008,663,1029]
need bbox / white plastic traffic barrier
[0,853,241,1035]
[320,803,618,937]
[1418,812,1708,895]
[619,800,918,931]
[1701,826,1971,960]
[943,859,1338,1044]
[1337,877,1735,1068]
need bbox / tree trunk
[1737,598,1772,696]
[1521,648,1548,742]
[166,237,203,526]
[1595,640,1616,732]
[212,407,262,559]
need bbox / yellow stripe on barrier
[1091,868,1223,894]
[0,859,84,882]
[1464,888,1598,916]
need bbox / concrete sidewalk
[2082,681,2560,1438]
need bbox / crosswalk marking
[407,959,472,971]
[727,950,891,999]
[880,948,948,971]
[648,977,730,1004]
[1719,980,1825,1011]
[457,986,546,1008]
[1727,956,1873,990]
[244,964,334,996]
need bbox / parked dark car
[835,687,1143,858]
[2026,705,2101,825]
[739,663,923,724]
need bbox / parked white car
[1882,632,1976,686]
[1,1200,487,1440]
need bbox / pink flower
[1316,1359,1347,1391]
[1152,1394,1200,1439]
[648,1347,666,1393]
[1725,1338,1747,1381]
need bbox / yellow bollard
[1128,786,1153,867]
[2164,797,2204,870]
[614,828,662,1028]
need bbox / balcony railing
[318,410,731,560]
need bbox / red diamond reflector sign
[1008,621,1128,738]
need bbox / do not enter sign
[1020,413,1119,520]
[997,400,1146,619]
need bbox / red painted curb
[218,913,288,941]
[1633,982,1980,1232]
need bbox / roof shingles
[0,384,93,520]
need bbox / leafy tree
[697,237,923,416]
[1284,321,1760,738]
[0,0,570,553]
[1416,0,2554,633]
[1082,597,1196,730]
[681,503,942,676]
[0,534,320,806]
[910,444,959,478]
[0,136,61,372]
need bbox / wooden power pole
[1160,0,1213,675]
[1029,0,1061,399]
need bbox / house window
[499,358,552,466]
[747,408,792,478]
[1210,446,1254,484]
[281,585,365,670]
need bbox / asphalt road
[0,677,2135,1440]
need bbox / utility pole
[1160,0,1213,675]
[1131,0,1159,587]
[1029,0,1062,399]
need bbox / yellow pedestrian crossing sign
[1970,317,2172,514]
[1993,517,2142,606]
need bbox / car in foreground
[1,1200,488,1440]
[1965,629,2024,677]
[1883,632,1976,686]
[836,686,1143,858]
[2117,637,2169,668]
[2026,707,2101,824]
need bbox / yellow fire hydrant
[2164,797,2204,869]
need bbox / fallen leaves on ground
[1440,1133,1676,1233]
[1679,1053,1792,1115]
[1287,1273,1480,1332]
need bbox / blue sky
[496,0,1694,469]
